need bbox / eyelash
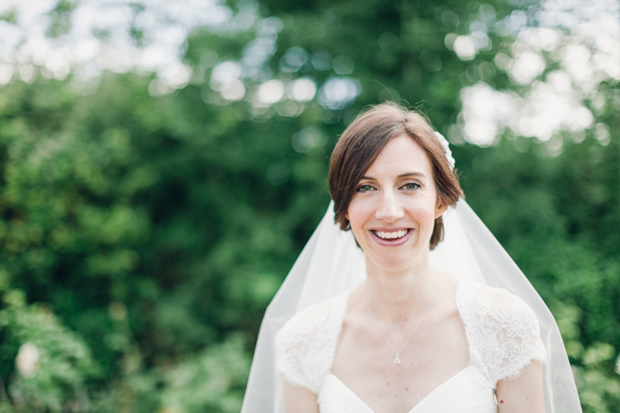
[355,182,421,192]
[402,182,421,190]
[356,184,374,192]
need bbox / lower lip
[370,230,413,246]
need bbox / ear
[434,200,447,219]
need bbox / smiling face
[346,135,446,273]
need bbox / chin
[368,252,417,273]
[366,240,432,270]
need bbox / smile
[373,229,410,240]
[370,228,413,246]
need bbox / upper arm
[496,361,545,413]
[283,379,319,413]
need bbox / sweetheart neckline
[323,365,475,413]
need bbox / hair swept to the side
[328,102,463,250]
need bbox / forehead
[365,135,433,176]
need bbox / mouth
[370,228,413,246]
[373,229,410,240]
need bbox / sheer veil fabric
[241,200,582,413]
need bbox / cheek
[413,205,437,223]
[408,198,441,226]
[346,199,370,231]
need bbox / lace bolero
[275,279,547,394]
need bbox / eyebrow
[361,172,427,180]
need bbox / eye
[401,182,420,190]
[356,184,374,193]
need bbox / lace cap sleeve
[458,280,548,386]
[275,294,347,394]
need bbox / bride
[242,104,582,413]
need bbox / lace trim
[277,279,547,394]
[275,292,349,393]
[456,279,548,387]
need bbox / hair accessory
[434,131,455,169]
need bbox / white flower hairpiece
[434,131,455,170]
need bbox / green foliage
[0,8,17,24]
[0,300,97,412]
[555,301,620,412]
[46,1,76,38]
[159,335,250,413]
[0,59,327,409]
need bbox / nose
[375,189,404,222]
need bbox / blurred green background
[0,0,618,411]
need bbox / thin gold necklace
[363,282,440,365]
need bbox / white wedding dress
[276,278,547,413]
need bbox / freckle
[406,387,410,392]
[500,400,504,404]
[386,382,390,386]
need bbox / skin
[283,135,546,413]
[496,361,546,412]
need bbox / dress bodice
[276,279,547,412]
[319,366,495,413]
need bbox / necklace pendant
[394,355,401,365]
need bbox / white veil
[241,199,582,413]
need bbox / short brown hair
[328,103,463,250]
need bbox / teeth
[374,230,408,240]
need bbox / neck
[363,253,438,324]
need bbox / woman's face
[346,135,446,272]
